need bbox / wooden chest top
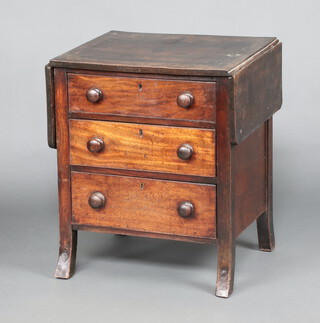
[49,30,278,76]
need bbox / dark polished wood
[257,118,275,251]
[231,42,282,144]
[47,31,282,298]
[233,123,266,236]
[45,64,56,149]
[215,78,235,298]
[50,31,278,77]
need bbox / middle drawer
[69,120,216,177]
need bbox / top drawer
[68,74,216,123]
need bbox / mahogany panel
[215,78,235,298]
[68,73,216,122]
[234,123,267,236]
[69,112,215,129]
[256,118,275,251]
[70,165,217,184]
[67,68,217,82]
[54,68,77,279]
[69,120,216,177]
[50,31,277,77]
[231,42,282,144]
[71,172,216,238]
[46,64,56,148]
[73,224,215,244]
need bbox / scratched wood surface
[71,172,216,238]
[50,31,277,76]
[69,120,216,177]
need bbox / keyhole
[138,83,142,91]
[139,129,143,137]
[140,183,144,190]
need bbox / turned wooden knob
[177,92,194,108]
[87,137,104,153]
[86,87,103,103]
[88,192,106,209]
[177,201,194,218]
[177,144,194,160]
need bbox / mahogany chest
[46,31,282,297]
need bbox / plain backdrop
[0,0,319,322]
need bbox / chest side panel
[231,42,282,144]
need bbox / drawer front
[70,120,216,177]
[71,172,216,238]
[68,74,216,123]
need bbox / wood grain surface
[69,120,216,177]
[68,73,216,123]
[71,172,216,238]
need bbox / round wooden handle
[177,201,194,218]
[86,87,103,103]
[177,92,194,108]
[177,143,194,160]
[88,192,106,209]
[87,137,104,153]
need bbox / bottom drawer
[71,172,216,239]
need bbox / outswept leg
[257,211,275,251]
[55,230,78,279]
[215,238,235,298]
[257,117,275,252]
[54,69,77,279]
[215,78,235,298]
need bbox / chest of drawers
[46,31,282,297]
